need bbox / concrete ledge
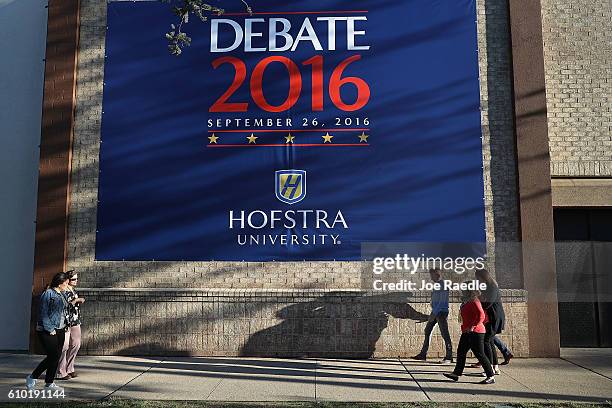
[78,288,528,303]
[75,288,529,357]
[552,178,612,207]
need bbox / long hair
[475,268,497,288]
[47,272,69,289]
[461,288,481,303]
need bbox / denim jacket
[37,289,67,333]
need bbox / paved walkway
[0,349,610,403]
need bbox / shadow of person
[240,291,429,358]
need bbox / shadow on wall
[105,292,430,358]
[239,292,429,358]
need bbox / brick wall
[541,0,612,177]
[477,0,521,288]
[67,0,526,356]
[78,289,529,358]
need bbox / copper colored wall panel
[31,0,80,350]
[508,0,560,357]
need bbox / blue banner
[96,0,485,261]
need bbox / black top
[63,289,82,327]
[480,283,505,334]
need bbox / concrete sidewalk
[0,349,610,403]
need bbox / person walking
[471,336,513,368]
[57,270,85,380]
[443,286,495,384]
[26,272,70,390]
[495,337,514,365]
[412,268,453,363]
[475,268,506,375]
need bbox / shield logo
[275,170,306,205]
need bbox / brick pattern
[542,0,612,177]
[67,0,522,290]
[477,0,521,288]
[78,289,529,358]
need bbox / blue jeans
[493,336,511,358]
[419,312,453,359]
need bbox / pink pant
[57,325,81,377]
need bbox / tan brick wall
[542,0,612,177]
[477,0,521,288]
[78,289,528,358]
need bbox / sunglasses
[69,278,78,281]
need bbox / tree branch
[163,0,252,56]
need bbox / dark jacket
[480,283,505,334]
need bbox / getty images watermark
[361,243,489,292]
[371,254,486,291]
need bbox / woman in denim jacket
[26,272,70,390]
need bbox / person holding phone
[57,270,85,380]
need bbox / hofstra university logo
[228,169,346,247]
[275,170,306,204]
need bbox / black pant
[483,323,499,366]
[419,312,453,359]
[452,332,494,378]
[32,329,65,384]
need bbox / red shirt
[460,299,487,333]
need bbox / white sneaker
[494,365,501,375]
[26,375,37,389]
[44,382,63,391]
[440,358,453,365]
[480,376,496,384]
